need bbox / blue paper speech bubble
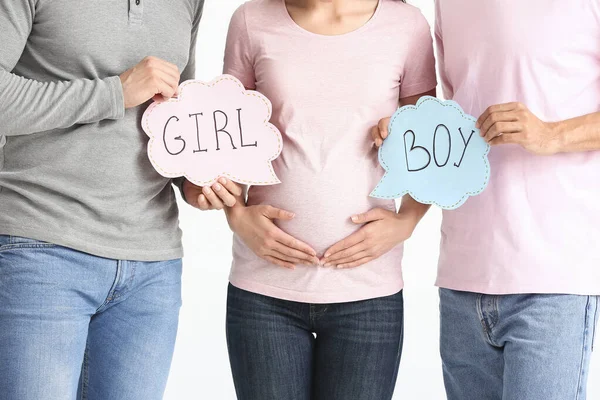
[370,96,490,210]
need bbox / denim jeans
[0,235,182,400]
[226,284,404,400]
[440,289,599,400]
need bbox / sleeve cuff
[400,80,438,99]
[105,75,125,120]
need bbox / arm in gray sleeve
[0,0,125,137]
[174,0,204,200]
[179,0,204,82]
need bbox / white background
[165,1,600,399]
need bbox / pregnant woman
[223,0,436,399]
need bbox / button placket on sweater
[129,0,144,25]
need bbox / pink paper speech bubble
[142,75,282,186]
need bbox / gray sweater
[0,0,204,261]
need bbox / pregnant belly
[247,166,395,256]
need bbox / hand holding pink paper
[142,75,282,186]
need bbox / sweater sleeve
[0,0,125,137]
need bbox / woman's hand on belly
[226,204,320,269]
[321,208,416,269]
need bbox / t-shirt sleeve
[435,0,453,99]
[399,10,438,99]
[223,5,256,89]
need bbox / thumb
[351,209,384,224]
[378,117,391,140]
[262,206,295,221]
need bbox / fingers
[483,121,522,142]
[328,250,370,267]
[182,180,219,210]
[378,118,390,140]
[275,231,317,257]
[197,194,213,211]
[323,230,366,259]
[218,177,243,197]
[323,244,368,266]
[262,205,295,221]
[264,255,295,270]
[271,242,319,265]
[371,118,390,147]
[202,186,225,210]
[489,133,518,146]
[479,111,518,135]
[190,193,216,211]
[269,249,316,267]
[270,249,305,265]
[337,256,375,269]
[153,71,179,100]
[259,209,317,257]
[143,56,180,82]
[371,126,383,148]
[121,56,181,109]
[142,58,179,102]
[478,111,518,137]
[152,79,177,103]
[183,181,212,210]
[476,102,521,128]
[350,208,386,224]
[184,178,241,210]
[211,181,237,207]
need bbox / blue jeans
[440,289,599,400]
[226,284,404,400]
[0,235,182,400]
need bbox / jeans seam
[575,296,592,400]
[95,260,122,313]
[492,295,500,329]
[112,261,135,301]
[592,296,598,352]
[0,243,56,252]
[80,341,90,400]
[388,302,405,400]
[476,294,495,346]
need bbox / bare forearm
[551,111,600,153]
[397,195,431,230]
[478,103,600,155]
[224,184,249,220]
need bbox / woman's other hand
[321,208,417,269]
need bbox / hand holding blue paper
[370,97,490,210]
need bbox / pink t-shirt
[224,0,437,303]
[435,0,600,295]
